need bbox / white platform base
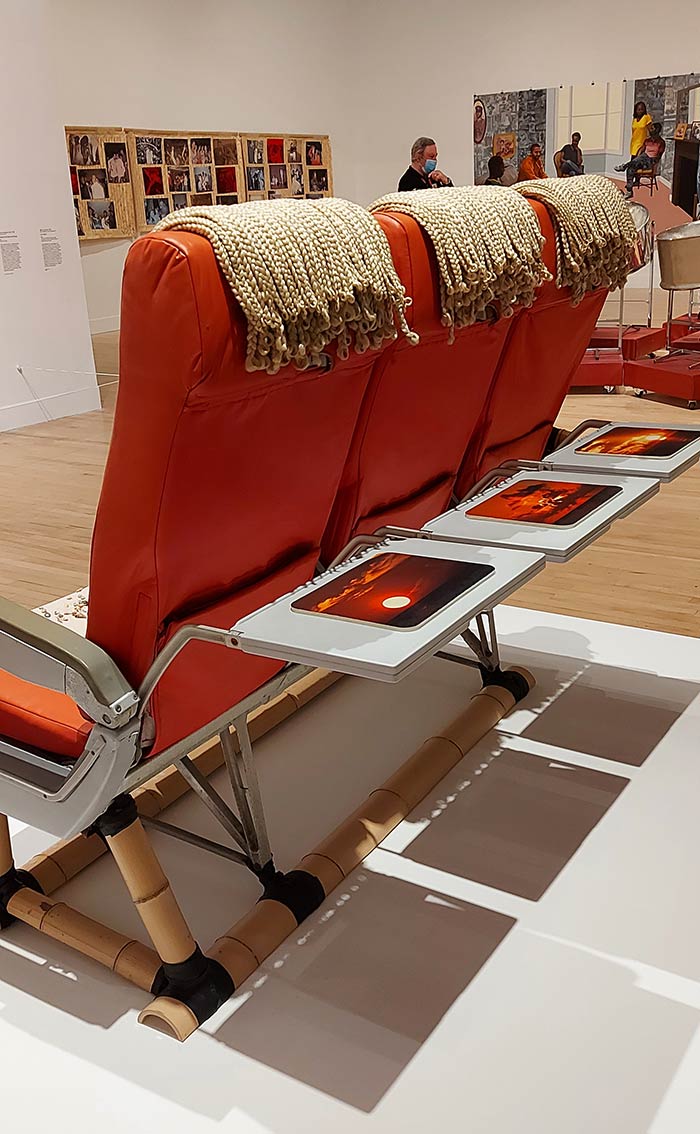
[2,606,700,1133]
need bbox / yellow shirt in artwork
[630,113,652,155]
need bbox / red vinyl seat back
[87,231,378,754]
[320,210,515,564]
[455,199,607,497]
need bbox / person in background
[627,100,653,158]
[615,121,665,198]
[561,132,584,176]
[517,143,546,181]
[398,137,453,190]
[484,155,505,185]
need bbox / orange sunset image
[292,552,494,629]
[576,427,697,458]
[466,479,621,526]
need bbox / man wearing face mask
[398,137,453,191]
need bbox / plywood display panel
[241,134,334,201]
[65,126,136,241]
[125,130,245,232]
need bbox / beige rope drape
[154,198,417,374]
[369,186,551,335]
[513,175,637,304]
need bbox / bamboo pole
[140,668,534,1039]
[106,818,196,966]
[6,888,161,991]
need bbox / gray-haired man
[398,137,453,191]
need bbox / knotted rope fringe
[369,186,550,338]
[154,198,418,374]
[513,175,637,304]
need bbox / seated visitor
[561,132,584,176]
[398,137,454,191]
[484,155,505,185]
[615,122,665,199]
[518,143,546,181]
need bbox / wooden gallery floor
[1,330,699,636]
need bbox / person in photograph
[80,135,99,165]
[288,139,301,163]
[306,141,323,166]
[290,164,304,195]
[194,166,212,192]
[309,168,328,192]
[561,132,584,176]
[247,167,265,192]
[517,143,546,181]
[398,137,453,190]
[142,166,165,195]
[74,201,84,236]
[615,121,665,198]
[626,100,653,158]
[106,146,128,183]
[473,99,487,145]
[484,155,505,185]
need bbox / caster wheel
[603,385,616,394]
[689,401,698,410]
[635,389,647,398]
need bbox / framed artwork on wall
[473,98,487,145]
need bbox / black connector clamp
[151,945,234,1025]
[479,665,531,704]
[0,867,43,931]
[87,793,138,843]
[257,860,326,924]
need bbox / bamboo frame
[65,126,136,242]
[140,667,534,1040]
[240,133,334,202]
[2,664,533,1042]
[125,130,246,234]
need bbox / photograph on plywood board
[168,167,191,193]
[135,136,163,164]
[306,140,323,166]
[215,166,237,194]
[213,137,238,166]
[217,194,238,205]
[190,137,213,164]
[171,193,189,210]
[193,165,213,192]
[247,138,264,164]
[191,192,213,205]
[164,137,189,166]
[68,132,101,165]
[144,197,170,225]
[247,165,266,192]
[78,169,109,200]
[104,143,129,183]
[309,168,329,193]
[291,552,494,630]
[142,166,165,196]
[88,200,117,230]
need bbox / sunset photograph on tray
[291,552,494,629]
[465,480,622,526]
[575,427,698,458]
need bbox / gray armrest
[0,596,138,727]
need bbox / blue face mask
[424,158,437,173]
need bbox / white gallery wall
[0,2,98,431]
[29,0,700,336]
